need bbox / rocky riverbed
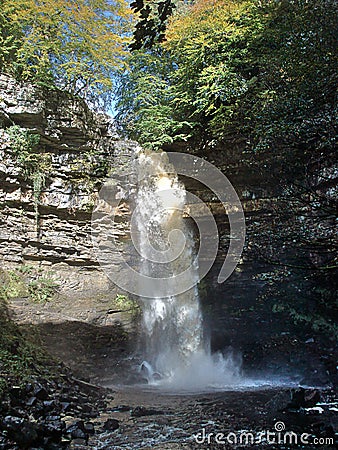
[92,385,338,450]
[1,376,337,449]
[0,296,336,449]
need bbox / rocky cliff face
[181,139,337,384]
[0,74,138,316]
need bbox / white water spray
[135,150,241,390]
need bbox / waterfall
[135,150,241,390]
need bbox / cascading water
[92,149,304,391]
[135,150,242,390]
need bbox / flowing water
[134,151,241,390]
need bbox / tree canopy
[129,0,176,50]
[116,0,338,153]
[0,0,133,103]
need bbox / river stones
[103,418,120,431]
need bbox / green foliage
[263,266,337,340]
[28,276,58,304]
[130,0,177,50]
[0,297,48,397]
[0,266,58,304]
[0,0,133,104]
[114,293,140,312]
[273,303,338,339]
[246,0,338,153]
[0,3,22,74]
[72,148,112,183]
[117,0,337,152]
[7,125,51,228]
[0,269,28,300]
[116,48,193,149]
[7,126,41,176]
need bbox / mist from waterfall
[135,151,241,390]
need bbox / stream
[90,384,337,449]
